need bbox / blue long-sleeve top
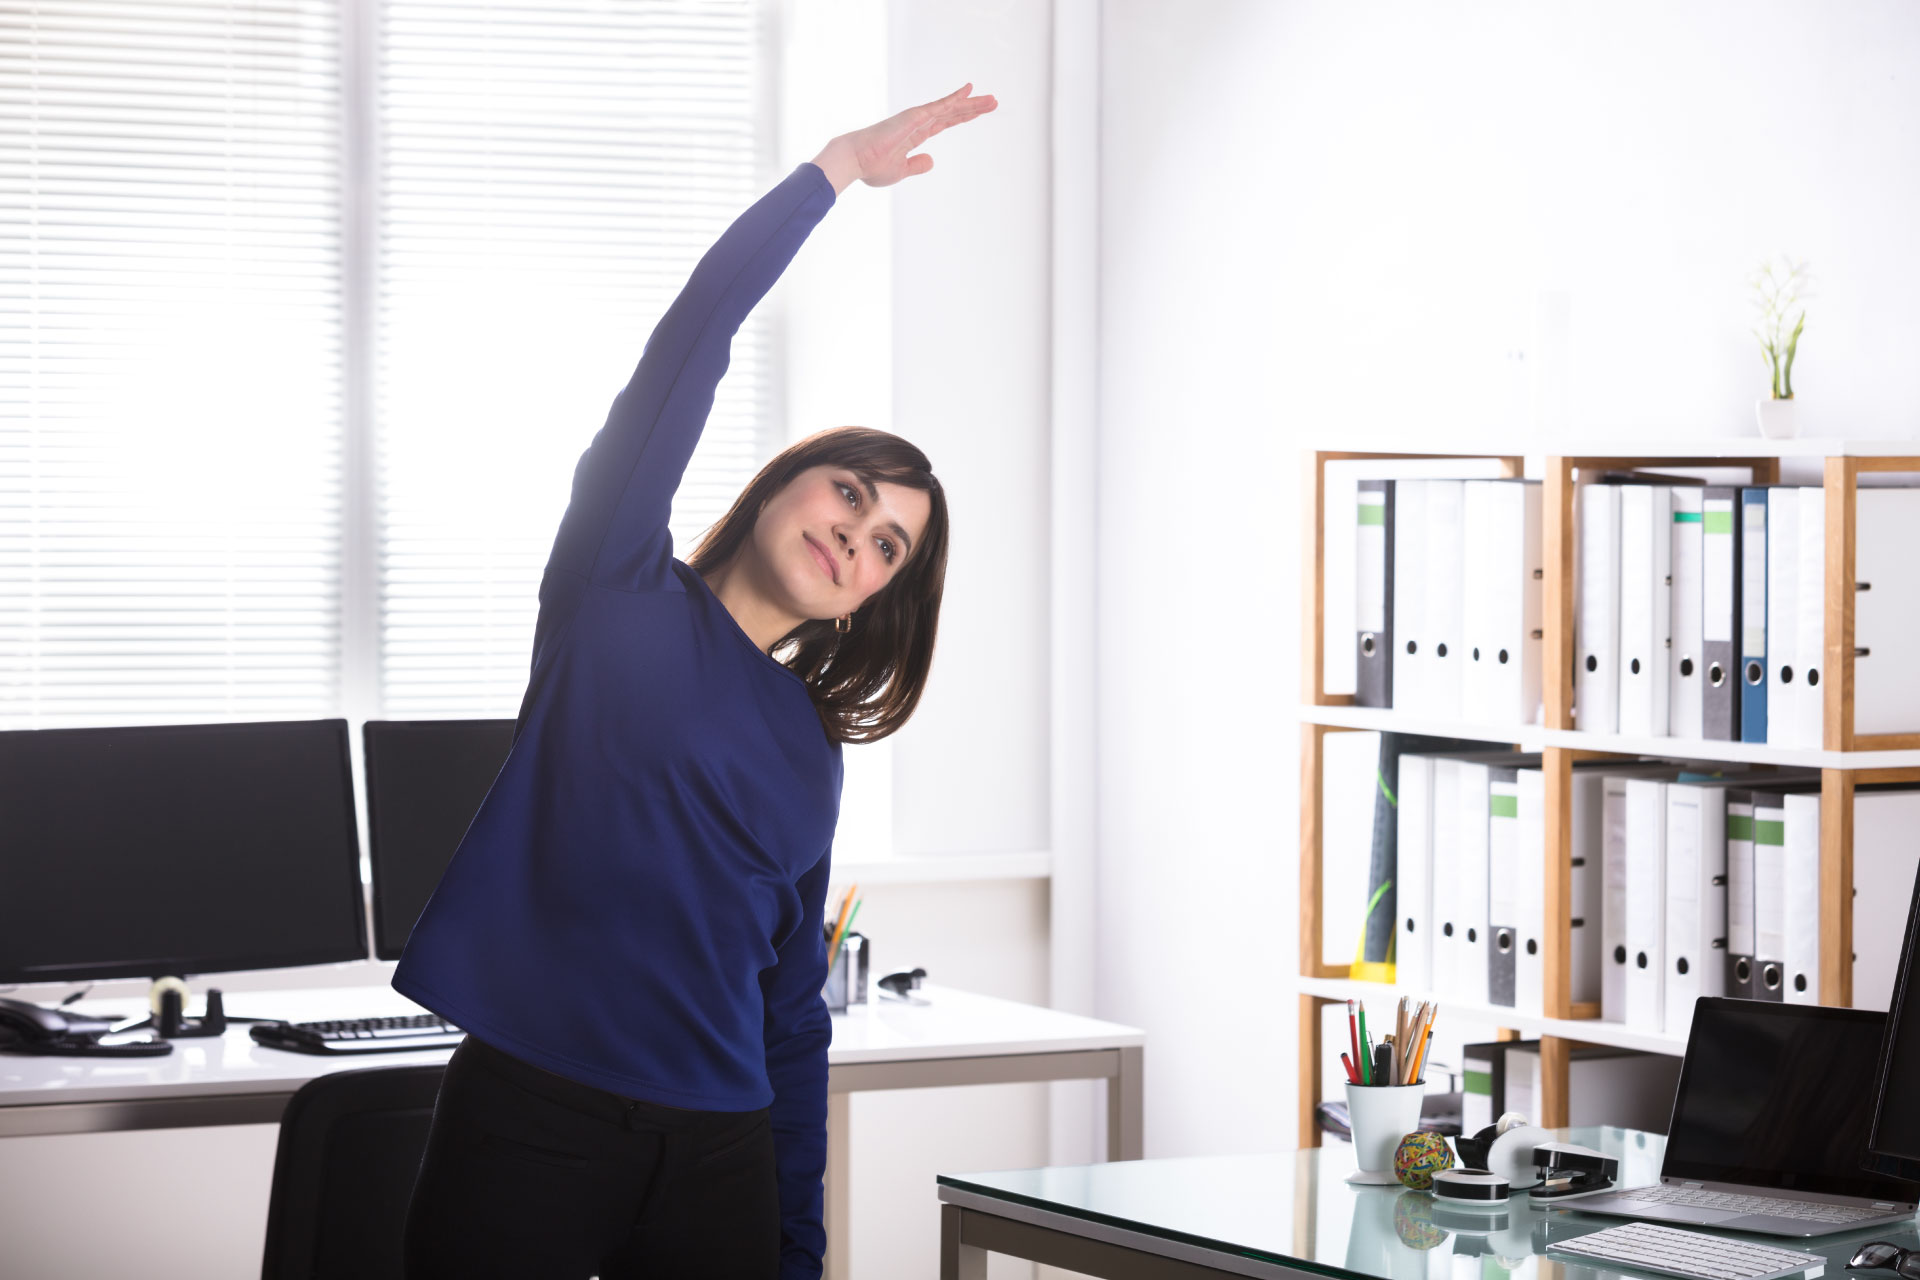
[392,161,843,1279]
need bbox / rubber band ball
[1394,1130,1455,1190]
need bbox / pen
[1340,1051,1359,1084]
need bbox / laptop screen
[1663,998,1919,1203]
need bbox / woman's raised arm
[540,85,995,598]
[810,82,998,194]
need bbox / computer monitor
[362,718,516,960]
[1867,858,1920,1183]
[0,719,367,985]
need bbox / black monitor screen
[1869,859,1920,1178]
[362,719,515,960]
[0,719,366,984]
[1663,998,1918,1203]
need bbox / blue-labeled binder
[1739,488,1769,743]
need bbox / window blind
[0,0,344,729]
[375,0,776,715]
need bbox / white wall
[1094,0,1920,1163]
[886,0,1055,859]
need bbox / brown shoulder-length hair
[687,427,949,745]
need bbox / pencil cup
[822,931,868,1013]
[1344,1082,1425,1186]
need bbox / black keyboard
[250,1012,464,1055]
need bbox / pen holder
[1344,1081,1426,1186]
[822,931,868,1013]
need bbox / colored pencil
[826,884,859,956]
[1405,1001,1431,1084]
[1405,997,1436,1082]
[838,900,863,950]
[1357,1002,1373,1085]
[1410,1011,1436,1084]
[1351,997,1367,1082]
[1395,997,1409,1084]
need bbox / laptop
[1567,998,1919,1237]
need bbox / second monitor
[363,718,516,960]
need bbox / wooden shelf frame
[1296,445,1920,1144]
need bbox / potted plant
[1749,254,1811,438]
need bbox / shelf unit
[1296,441,1920,1145]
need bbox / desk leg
[826,1090,851,1280]
[940,1204,989,1280]
[1107,1045,1143,1161]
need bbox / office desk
[0,983,1143,1280]
[937,1127,1920,1279]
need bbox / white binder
[1765,488,1801,749]
[1623,776,1668,1031]
[1577,484,1623,734]
[1618,484,1673,738]
[1794,486,1826,749]
[1430,755,1462,1002]
[1581,764,1679,1017]
[1425,480,1467,721]
[1855,790,1920,1011]
[1395,753,1436,996]
[1516,767,1546,1017]
[1602,773,1632,1021]
[1391,480,1430,717]
[1569,771,1605,1007]
[1783,792,1822,1005]
[1856,489,1920,736]
[1463,479,1544,727]
[1453,756,1494,1007]
[1664,782,1727,1036]
[1753,793,1789,1001]
[1669,488,1705,739]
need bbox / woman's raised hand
[812,84,997,194]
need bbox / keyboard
[1623,1183,1885,1224]
[249,1013,464,1055]
[1550,1222,1827,1280]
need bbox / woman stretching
[395,83,997,1280]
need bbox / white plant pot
[1756,396,1798,439]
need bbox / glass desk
[937,1128,1920,1279]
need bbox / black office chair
[260,1063,446,1280]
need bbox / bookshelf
[1296,441,1920,1145]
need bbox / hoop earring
[834,614,852,635]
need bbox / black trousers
[404,1034,780,1280]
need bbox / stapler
[1527,1142,1619,1202]
[878,968,928,1004]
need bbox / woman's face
[753,464,932,618]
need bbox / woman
[395,83,997,1280]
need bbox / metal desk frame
[939,1188,1314,1280]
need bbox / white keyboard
[1549,1222,1827,1280]
[1624,1184,1883,1224]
